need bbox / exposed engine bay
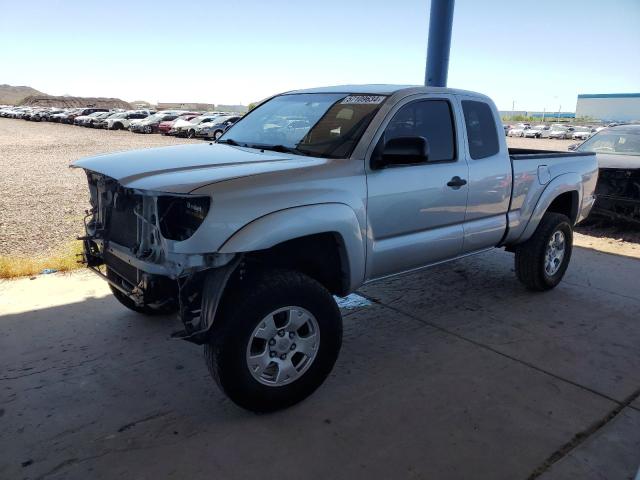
[79,171,235,342]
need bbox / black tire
[107,267,176,315]
[514,212,573,291]
[113,122,123,130]
[204,269,342,412]
[187,129,195,138]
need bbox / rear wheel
[514,212,573,291]
[204,269,342,412]
[213,130,223,140]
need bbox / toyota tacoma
[72,85,598,412]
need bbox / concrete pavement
[1,246,639,479]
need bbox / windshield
[577,129,640,155]
[219,93,387,158]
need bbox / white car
[572,127,594,140]
[508,124,530,137]
[549,127,575,139]
[104,111,151,130]
[523,125,549,138]
[171,114,226,138]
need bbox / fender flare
[517,172,582,243]
[219,203,366,292]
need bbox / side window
[383,100,456,162]
[461,100,499,159]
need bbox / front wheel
[204,269,342,412]
[514,212,573,291]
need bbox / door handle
[447,176,467,188]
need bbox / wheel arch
[219,203,366,294]
[517,173,582,243]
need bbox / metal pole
[425,0,455,87]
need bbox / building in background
[499,110,575,121]
[576,93,640,122]
[157,102,216,111]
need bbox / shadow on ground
[1,247,639,480]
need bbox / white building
[575,93,640,122]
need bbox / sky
[1,0,638,111]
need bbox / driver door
[365,96,469,280]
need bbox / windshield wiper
[252,144,310,156]
[216,138,239,146]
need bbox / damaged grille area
[108,194,140,249]
[80,171,166,305]
[594,168,640,224]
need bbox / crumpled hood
[71,143,326,193]
[595,152,640,170]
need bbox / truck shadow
[2,246,639,479]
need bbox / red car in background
[158,113,200,135]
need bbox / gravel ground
[0,119,637,258]
[0,119,199,257]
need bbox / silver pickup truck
[73,85,597,412]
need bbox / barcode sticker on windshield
[341,95,386,105]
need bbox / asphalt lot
[1,247,639,479]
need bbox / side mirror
[372,136,430,169]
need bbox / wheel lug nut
[278,330,285,337]
[289,332,295,339]
[270,351,277,358]
[280,354,287,360]
[269,339,276,346]
[290,343,296,350]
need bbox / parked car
[50,109,79,123]
[36,109,65,122]
[158,113,200,135]
[508,123,530,137]
[75,111,113,127]
[100,111,150,130]
[523,125,549,138]
[170,114,224,138]
[572,126,594,140]
[72,85,597,412]
[569,125,640,224]
[130,111,185,133]
[548,126,576,139]
[195,115,241,140]
[64,108,109,124]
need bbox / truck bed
[502,147,598,245]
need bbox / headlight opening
[157,195,211,241]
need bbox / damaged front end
[592,168,640,225]
[79,171,237,343]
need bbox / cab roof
[284,84,484,98]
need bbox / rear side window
[383,99,456,162]
[462,100,499,159]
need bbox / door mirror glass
[373,136,430,169]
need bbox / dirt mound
[20,95,132,110]
[0,84,45,105]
